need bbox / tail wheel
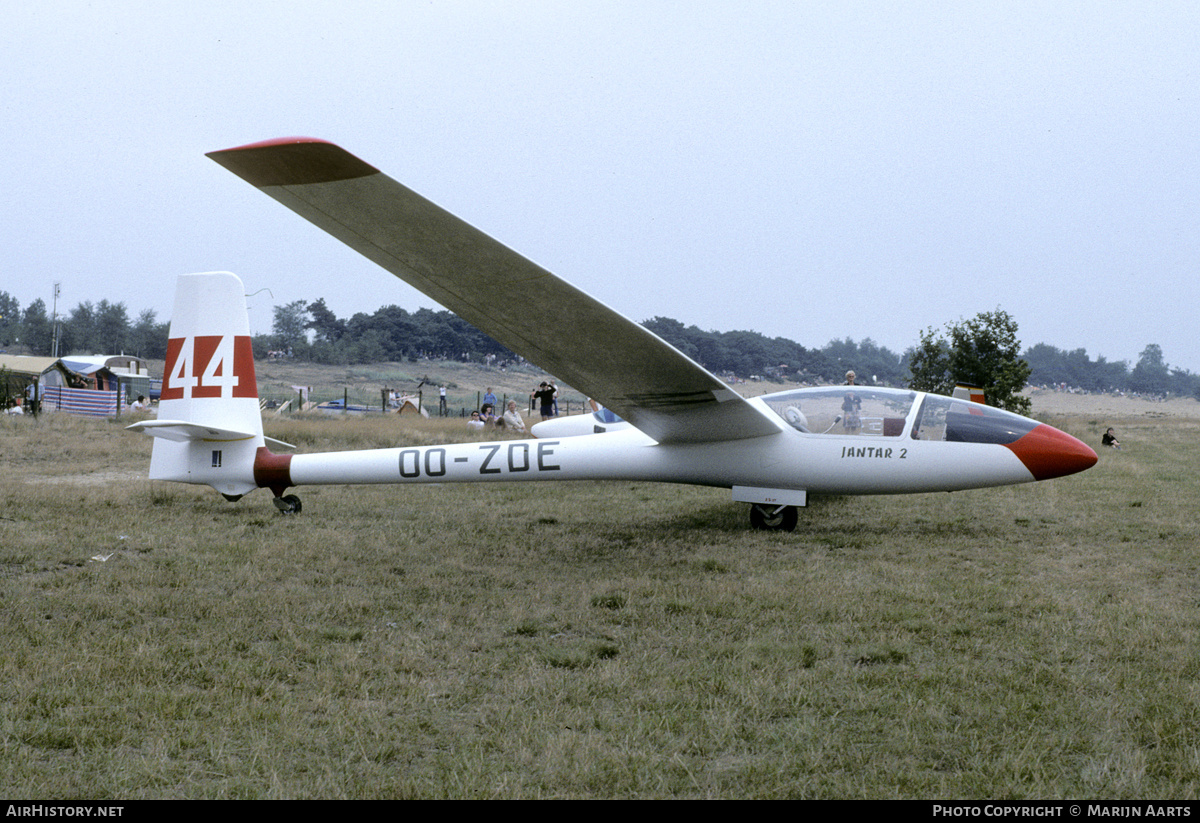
[273,494,302,515]
[749,503,798,532]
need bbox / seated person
[502,400,526,433]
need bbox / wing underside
[207,138,781,444]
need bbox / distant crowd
[466,381,561,433]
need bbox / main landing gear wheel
[749,503,798,532]
[273,494,302,515]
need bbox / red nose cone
[1004,424,1098,480]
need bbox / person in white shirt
[502,400,525,433]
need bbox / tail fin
[952,384,986,404]
[128,272,277,498]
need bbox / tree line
[0,293,169,360]
[273,300,909,384]
[2,290,1196,400]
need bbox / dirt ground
[1027,388,1200,420]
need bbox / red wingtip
[1004,424,1098,481]
[211,136,333,152]
[206,138,378,187]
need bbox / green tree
[823,337,906,386]
[907,326,952,394]
[306,297,346,343]
[22,299,53,355]
[0,291,20,347]
[61,301,96,355]
[1129,343,1170,395]
[93,300,129,354]
[272,300,309,348]
[128,309,168,359]
[907,309,1032,415]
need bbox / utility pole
[51,282,61,358]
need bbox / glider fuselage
[247,386,1092,501]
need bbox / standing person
[502,400,526,433]
[483,387,497,411]
[548,380,559,417]
[438,385,447,416]
[532,381,556,420]
[842,370,861,433]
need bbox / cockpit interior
[760,387,1039,445]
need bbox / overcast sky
[5,1,1198,372]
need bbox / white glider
[129,139,1097,530]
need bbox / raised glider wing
[207,138,777,446]
[128,139,1097,531]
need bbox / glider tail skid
[126,272,295,507]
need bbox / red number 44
[162,335,257,400]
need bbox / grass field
[2,405,1198,798]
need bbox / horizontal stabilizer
[127,419,294,449]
